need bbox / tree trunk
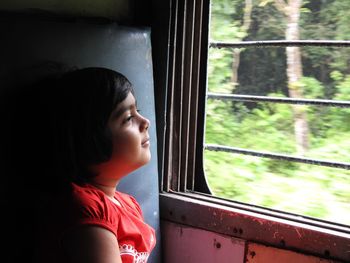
[277,0,309,155]
[231,0,252,89]
[231,48,240,87]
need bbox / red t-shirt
[38,182,156,263]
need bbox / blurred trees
[205,0,350,225]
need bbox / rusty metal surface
[161,221,245,263]
[246,242,342,263]
[160,193,350,262]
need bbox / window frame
[160,0,350,262]
[161,0,210,194]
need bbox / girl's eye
[124,109,141,123]
[126,115,134,122]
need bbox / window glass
[205,0,350,225]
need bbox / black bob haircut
[6,65,135,192]
[51,67,135,183]
[2,66,134,261]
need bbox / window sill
[159,191,350,262]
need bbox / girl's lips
[142,138,150,147]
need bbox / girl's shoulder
[115,191,143,218]
[62,183,119,219]
[69,182,106,204]
[66,182,143,220]
[62,183,120,234]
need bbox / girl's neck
[89,180,119,198]
[88,163,125,198]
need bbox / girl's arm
[62,226,122,263]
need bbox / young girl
[34,67,156,263]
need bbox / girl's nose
[140,115,150,131]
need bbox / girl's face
[102,92,151,177]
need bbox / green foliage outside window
[205,0,350,225]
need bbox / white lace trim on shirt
[119,244,150,263]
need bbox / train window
[159,0,350,261]
[206,0,350,226]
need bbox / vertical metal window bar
[163,0,210,192]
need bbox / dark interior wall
[0,0,130,22]
[0,0,152,26]
[0,13,160,262]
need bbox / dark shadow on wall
[0,62,72,262]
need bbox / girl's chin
[140,154,152,167]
